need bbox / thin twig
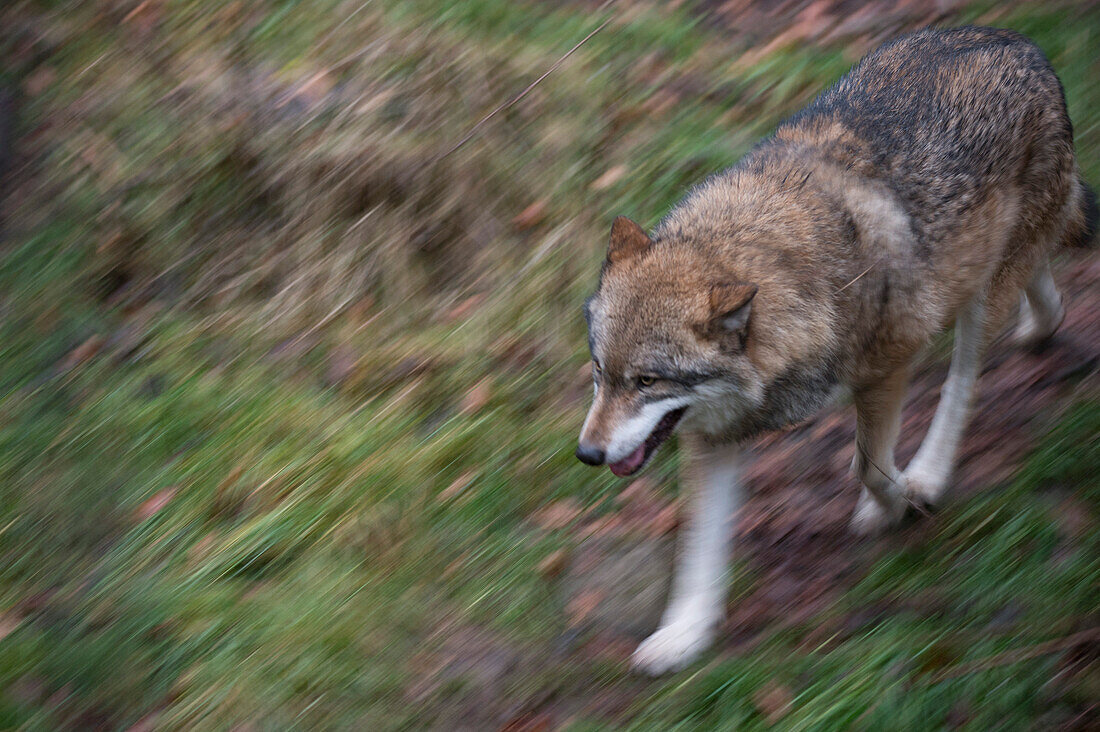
[928,627,1100,683]
[853,438,932,518]
[313,0,375,52]
[440,13,614,159]
[837,257,881,293]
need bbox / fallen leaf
[512,200,548,230]
[499,710,554,732]
[23,66,56,97]
[122,0,162,36]
[382,355,432,386]
[566,589,605,625]
[641,89,678,116]
[217,463,246,495]
[63,335,104,369]
[590,165,627,191]
[294,70,335,107]
[441,551,470,580]
[125,714,160,732]
[460,379,491,415]
[648,504,680,537]
[439,471,474,502]
[136,486,176,521]
[187,532,217,565]
[446,294,486,322]
[537,549,568,579]
[0,612,21,642]
[7,676,46,705]
[326,345,359,387]
[531,498,583,531]
[618,477,657,505]
[1049,496,1093,539]
[752,681,793,724]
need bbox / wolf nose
[575,444,606,466]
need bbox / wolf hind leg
[1014,256,1064,347]
[903,294,988,507]
[849,367,910,535]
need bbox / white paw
[1014,296,1064,347]
[1014,303,1040,344]
[631,620,714,675]
[900,471,943,510]
[849,488,906,536]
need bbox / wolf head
[576,217,766,476]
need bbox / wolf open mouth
[608,407,687,477]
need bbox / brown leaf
[618,477,657,505]
[641,89,678,116]
[211,463,248,518]
[537,549,568,579]
[123,1,162,36]
[460,379,491,416]
[498,710,554,732]
[63,335,104,369]
[648,504,680,537]
[7,676,46,705]
[566,589,605,626]
[136,486,176,521]
[187,532,217,565]
[440,550,471,580]
[293,70,335,107]
[531,498,583,531]
[347,295,376,324]
[125,714,160,732]
[445,294,486,322]
[439,471,474,503]
[217,463,246,495]
[590,165,627,191]
[0,612,21,642]
[511,200,548,230]
[752,681,793,724]
[326,345,359,387]
[1049,496,1093,539]
[23,67,56,97]
[382,355,432,387]
[917,640,961,676]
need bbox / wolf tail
[1063,177,1098,248]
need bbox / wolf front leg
[850,367,910,535]
[631,435,743,675]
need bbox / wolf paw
[849,489,907,535]
[900,472,943,513]
[631,621,713,675]
[1013,296,1064,351]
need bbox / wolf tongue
[609,445,646,477]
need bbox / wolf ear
[606,216,652,264]
[699,282,757,344]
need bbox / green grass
[1,0,1098,728]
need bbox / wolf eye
[638,375,657,387]
[593,360,603,374]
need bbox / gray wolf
[575,26,1097,675]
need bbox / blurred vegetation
[0,0,1097,729]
